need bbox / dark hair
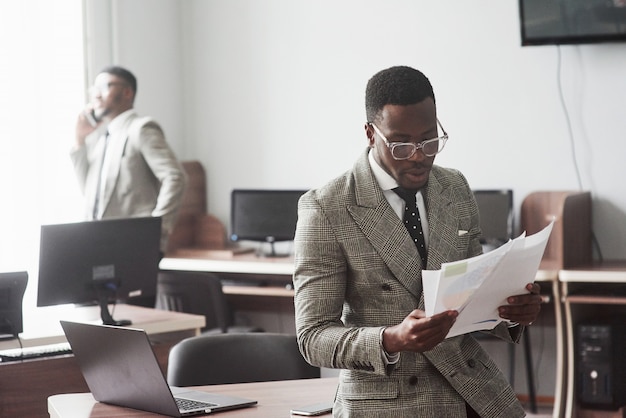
[99,65,137,95]
[365,66,435,123]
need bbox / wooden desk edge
[49,377,339,418]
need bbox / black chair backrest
[167,332,320,386]
[156,271,231,333]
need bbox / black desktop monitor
[473,189,514,251]
[230,189,308,256]
[37,217,161,326]
[0,271,28,339]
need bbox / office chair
[167,332,320,386]
[155,271,263,334]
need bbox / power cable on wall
[555,45,604,262]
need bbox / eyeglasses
[88,81,127,96]
[370,119,448,159]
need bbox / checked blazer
[294,149,525,417]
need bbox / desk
[48,377,338,417]
[0,305,205,418]
[161,253,296,332]
[0,303,205,351]
[161,254,561,404]
[559,261,626,418]
[161,252,294,280]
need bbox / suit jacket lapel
[424,173,460,271]
[347,150,423,300]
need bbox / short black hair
[99,65,137,95]
[365,66,435,123]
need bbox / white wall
[89,0,626,259]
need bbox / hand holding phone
[290,401,333,416]
[84,109,99,127]
[75,107,100,147]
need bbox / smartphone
[290,401,333,416]
[84,109,99,127]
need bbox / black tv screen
[230,189,307,243]
[519,0,626,46]
[37,217,161,325]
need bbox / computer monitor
[37,217,161,326]
[0,271,28,339]
[473,189,514,251]
[230,189,308,257]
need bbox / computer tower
[576,320,626,410]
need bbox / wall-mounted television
[230,189,308,256]
[519,0,626,46]
[37,217,161,326]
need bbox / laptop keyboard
[175,397,217,412]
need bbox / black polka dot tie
[393,187,427,267]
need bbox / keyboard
[0,342,72,362]
[175,397,217,412]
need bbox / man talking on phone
[71,66,185,257]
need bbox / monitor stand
[262,241,290,258]
[94,280,132,326]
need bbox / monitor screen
[0,271,28,338]
[473,190,514,248]
[230,189,308,244]
[519,0,626,46]
[37,217,161,325]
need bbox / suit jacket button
[467,359,476,368]
[408,376,418,385]
[382,283,392,291]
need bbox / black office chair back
[156,271,261,333]
[167,333,320,386]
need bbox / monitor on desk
[473,189,514,252]
[37,217,161,326]
[230,189,308,257]
[0,271,28,339]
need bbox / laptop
[60,321,257,416]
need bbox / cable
[556,45,583,190]
[555,45,604,261]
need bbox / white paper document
[423,220,554,338]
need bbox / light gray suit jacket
[294,149,524,417]
[71,112,186,251]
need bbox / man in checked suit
[71,66,185,254]
[293,66,542,417]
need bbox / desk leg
[551,279,566,418]
[523,330,537,413]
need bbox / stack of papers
[423,220,554,338]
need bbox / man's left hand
[498,282,542,326]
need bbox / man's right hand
[382,309,458,354]
[75,108,99,147]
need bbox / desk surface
[0,304,205,351]
[160,253,294,276]
[161,253,556,281]
[559,260,626,282]
[48,377,338,418]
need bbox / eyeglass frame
[88,81,129,96]
[369,119,448,160]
